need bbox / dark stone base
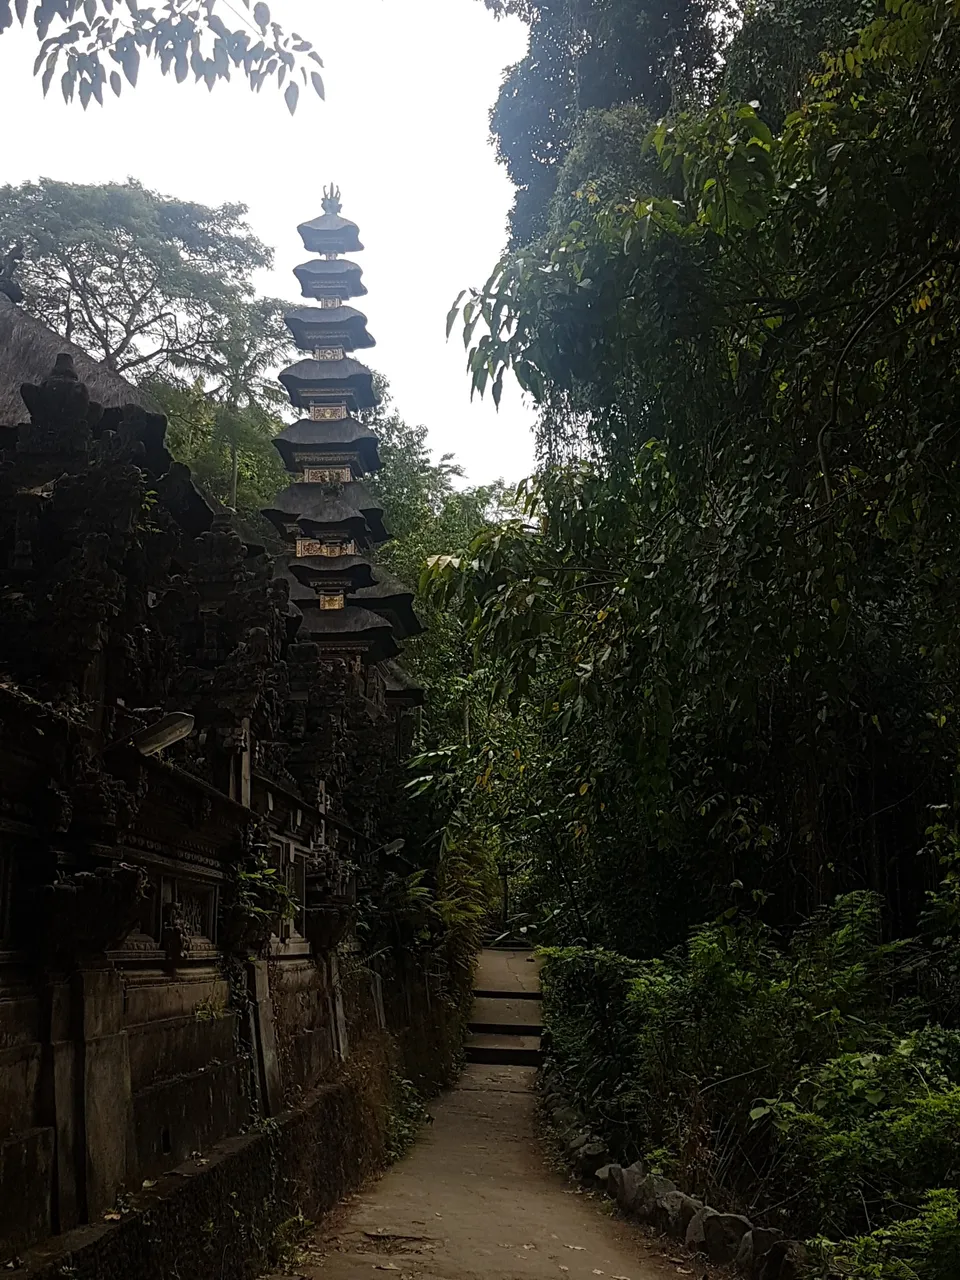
[8,1034,393,1280]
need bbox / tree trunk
[229,436,238,510]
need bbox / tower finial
[322,183,342,215]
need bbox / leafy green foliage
[483,0,732,244]
[724,0,883,128]
[160,293,295,512]
[221,839,300,956]
[0,179,273,375]
[385,1071,429,1162]
[813,1190,960,1280]
[436,0,960,956]
[431,4,960,1272]
[0,0,324,108]
[541,894,960,1266]
[148,375,287,528]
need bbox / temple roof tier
[283,304,375,352]
[295,600,400,661]
[293,258,367,300]
[265,481,388,544]
[348,567,423,639]
[287,554,377,591]
[296,214,364,256]
[273,417,382,475]
[262,490,371,540]
[383,659,425,707]
[295,185,364,255]
[278,356,378,412]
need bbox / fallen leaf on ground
[564,1245,586,1251]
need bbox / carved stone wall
[0,354,456,1270]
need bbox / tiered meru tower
[263,186,423,704]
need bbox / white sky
[0,0,534,485]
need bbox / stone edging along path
[539,1063,810,1280]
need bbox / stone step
[481,933,536,950]
[472,988,542,1000]
[469,1021,543,1037]
[471,995,543,1029]
[465,1032,542,1067]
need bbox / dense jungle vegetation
[417,0,960,1274]
[12,2,960,1266]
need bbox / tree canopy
[0,178,276,376]
[450,0,960,944]
[484,0,730,244]
[0,178,299,523]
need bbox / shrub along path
[265,950,674,1280]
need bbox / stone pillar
[368,968,386,1033]
[41,968,134,1230]
[42,977,80,1231]
[247,960,282,1116]
[330,954,350,1059]
[74,969,135,1219]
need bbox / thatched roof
[383,659,424,706]
[0,295,153,426]
[283,552,377,591]
[278,355,378,412]
[272,416,382,475]
[262,491,385,549]
[264,486,370,530]
[349,566,423,639]
[283,304,375,352]
[296,600,400,660]
[293,257,367,300]
[297,213,364,255]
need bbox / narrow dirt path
[267,951,676,1280]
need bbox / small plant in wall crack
[220,829,300,957]
[386,1071,429,1162]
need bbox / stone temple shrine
[265,184,424,696]
[0,190,460,1278]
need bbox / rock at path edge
[703,1212,753,1264]
[653,1189,703,1239]
[575,1140,610,1177]
[736,1227,783,1274]
[609,1161,646,1212]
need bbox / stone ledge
[6,1035,393,1280]
[538,1063,809,1280]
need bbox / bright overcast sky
[0,0,534,485]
